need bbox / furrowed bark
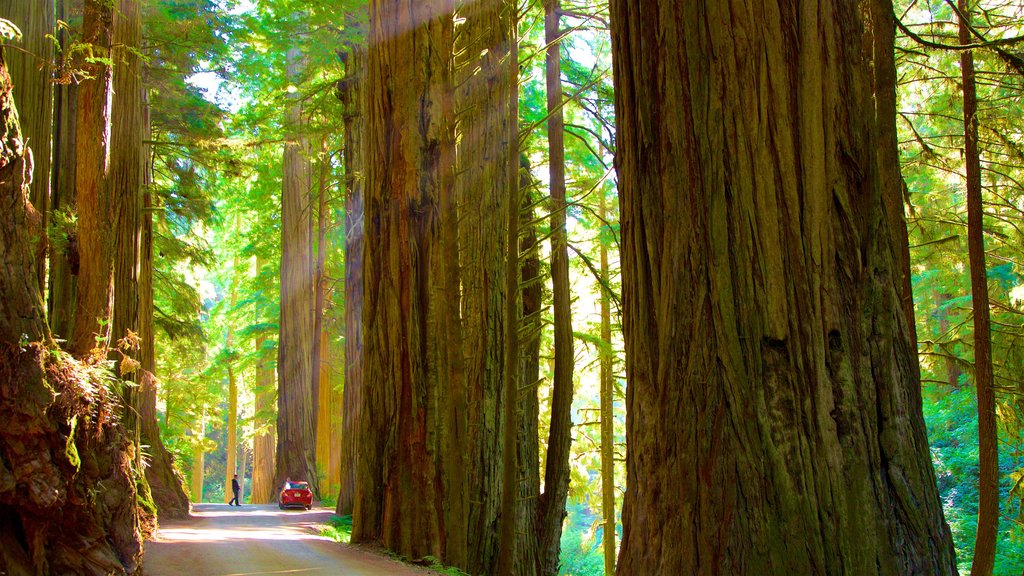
[70,0,114,358]
[609,0,956,573]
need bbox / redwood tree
[336,30,364,517]
[454,0,518,571]
[70,0,114,358]
[274,44,318,495]
[0,41,144,576]
[352,0,465,566]
[609,0,956,573]
[0,0,52,286]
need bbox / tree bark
[538,1,575,573]
[110,0,143,446]
[225,275,238,502]
[139,87,190,520]
[0,0,53,288]
[352,0,464,566]
[70,0,114,358]
[48,0,79,341]
[608,0,957,573]
[453,0,518,571]
[598,190,616,575]
[250,332,277,504]
[274,45,318,496]
[495,14,521,571]
[958,1,997,574]
[336,30,365,518]
[0,47,144,575]
[190,409,205,503]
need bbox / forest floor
[143,504,439,575]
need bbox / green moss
[65,415,80,472]
[136,474,157,519]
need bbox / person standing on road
[229,473,240,506]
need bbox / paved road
[144,504,437,576]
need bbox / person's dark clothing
[229,478,240,506]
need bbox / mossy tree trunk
[0,0,52,287]
[608,0,957,573]
[0,45,144,575]
[139,88,190,519]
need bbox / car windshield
[287,482,308,490]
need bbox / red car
[279,481,313,510]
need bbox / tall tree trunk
[316,329,333,495]
[496,13,521,571]
[0,0,53,287]
[224,245,241,502]
[191,410,205,503]
[868,0,916,344]
[139,87,190,520]
[275,45,318,496]
[538,1,575,573]
[598,190,616,575]
[453,0,518,570]
[352,0,464,566]
[958,1,998,573]
[225,359,237,499]
[110,0,143,446]
[608,0,956,573]
[0,48,145,576]
[336,31,365,518]
[312,137,328,446]
[250,333,277,504]
[313,144,332,495]
[518,166,542,576]
[70,0,115,358]
[48,0,79,341]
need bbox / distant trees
[608,0,956,573]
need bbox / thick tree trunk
[336,32,365,518]
[538,1,575,573]
[0,0,53,288]
[598,191,616,575]
[452,0,519,571]
[250,333,277,504]
[608,1,956,573]
[0,48,144,575]
[275,45,318,496]
[48,0,79,341]
[353,0,464,566]
[958,2,998,574]
[139,90,190,520]
[70,0,114,358]
[110,0,143,444]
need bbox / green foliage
[558,503,605,576]
[319,514,351,543]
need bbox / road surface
[144,504,438,576]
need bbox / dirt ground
[143,504,439,576]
